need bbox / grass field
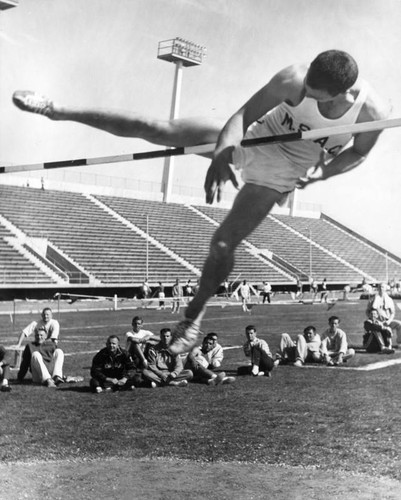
[1,298,401,499]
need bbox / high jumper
[12,49,391,354]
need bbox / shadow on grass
[57,385,92,393]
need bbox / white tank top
[234,80,368,192]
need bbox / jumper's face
[106,338,119,354]
[304,81,339,103]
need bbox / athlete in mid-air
[13,49,390,354]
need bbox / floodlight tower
[157,37,206,202]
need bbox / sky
[1,0,401,257]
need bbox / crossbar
[1,117,400,174]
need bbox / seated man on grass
[185,334,235,386]
[201,332,224,370]
[237,325,274,377]
[320,316,355,366]
[17,325,65,388]
[363,283,401,354]
[0,345,12,392]
[363,310,394,354]
[90,335,139,393]
[125,316,159,369]
[16,307,60,348]
[142,328,193,388]
[274,326,322,367]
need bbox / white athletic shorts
[232,142,310,194]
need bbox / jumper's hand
[204,153,239,204]
[296,150,328,189]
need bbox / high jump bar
[1,117,400,174]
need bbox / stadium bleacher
[1,183,400,290]
[0,219,57,285]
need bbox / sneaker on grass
[53,375,64,386]
[293,359,303,368]
[207,372,226,386]
[169,380,188,387]
[380,347,395,354]
[12,90,54,117]
[0,384,11,392]
[46,378,57,388]
[221,376,236,384]
[65,376,84,383]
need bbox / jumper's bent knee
[210,239,230,260]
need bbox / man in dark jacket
[90,335,138,393]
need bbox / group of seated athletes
[0,282,399,393]
[0,309,237,392]
[89,316,237,392]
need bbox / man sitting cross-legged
[90,335,140,393]
[125,316,159,369]
[237,325,274,377]
[142,328,193,388]
[274,325,322,367]
[17,325,65,388]
[185,334,235,386]
[320,316,355,366]
[199,332,224,369]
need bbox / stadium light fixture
[157,38,206,203]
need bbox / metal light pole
[157,38,206,203]
[385,252,388,284]
[309,228,313,278]
[145,214,149,281]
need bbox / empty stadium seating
[0,220,56,285]
[0,183,400,289]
